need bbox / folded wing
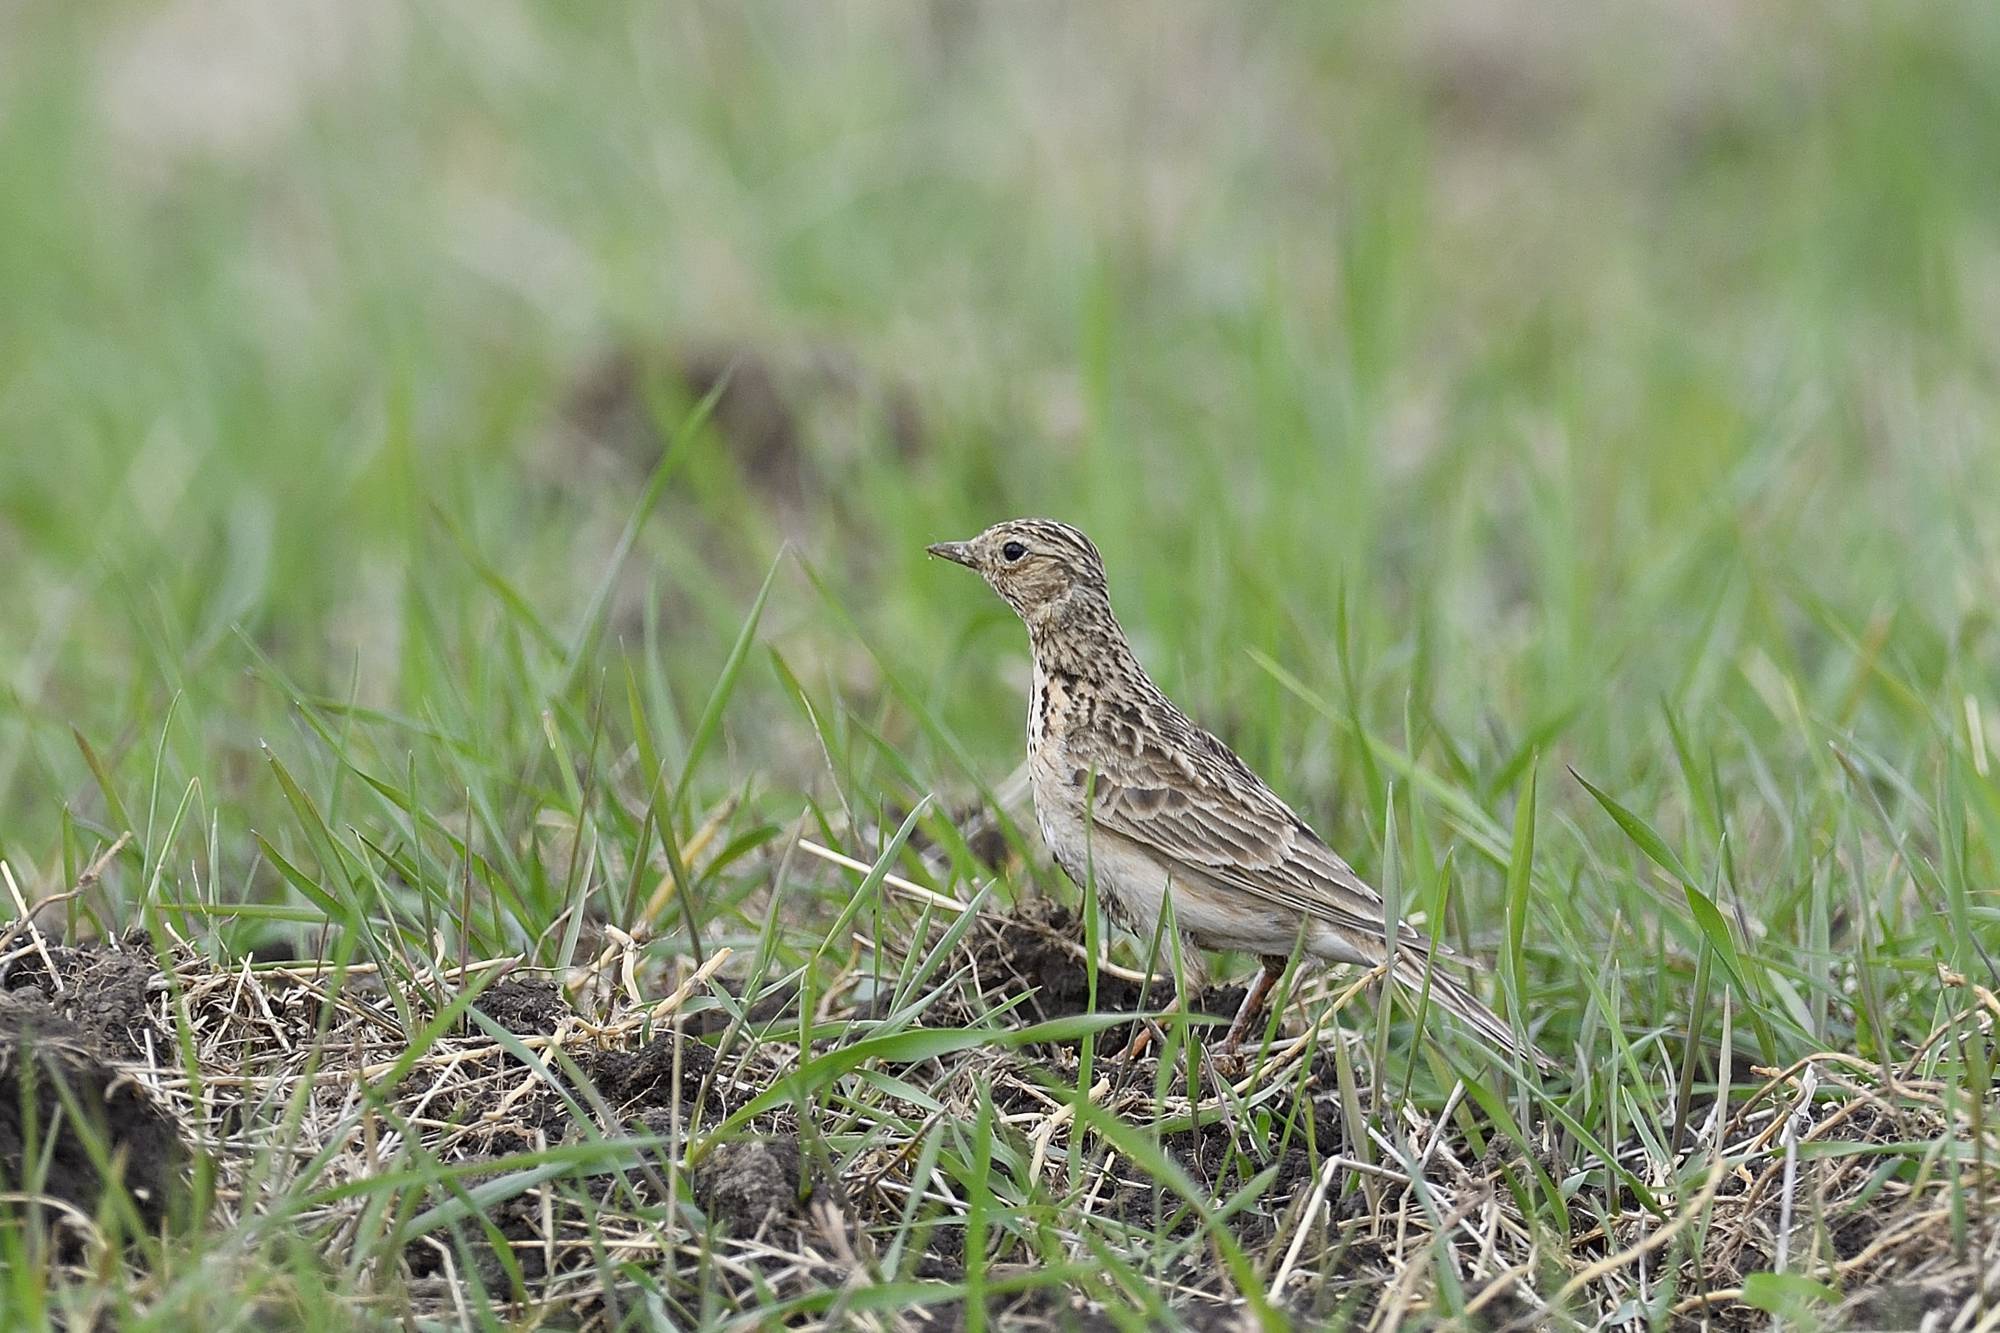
[1075,715,1438,956]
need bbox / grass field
[5,3,2000,1328]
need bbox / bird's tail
[1389,953,1556,1073]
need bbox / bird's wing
[1071,709,1440,954]
[1062,692,1546,1064]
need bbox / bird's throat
[1025,594,1138,689]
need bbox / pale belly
[1030,771,1169,935]
[1028,753,1306,960]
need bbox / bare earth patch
[0,906,1992,1328]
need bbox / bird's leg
[1115,918,1195,1064]
[1118,981,1180,1063]
[1217,956,1288,1055]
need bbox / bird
[927,517,1550,1070]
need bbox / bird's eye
[1001,541,1027,563]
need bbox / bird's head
[927,518,1109,629]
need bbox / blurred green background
[3,1,1998,1048]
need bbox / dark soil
[0,906,1967,1328]
[471,975,567,1036]
[1103,1101,1348,1247]
[2,936,165,1061]
[404,1186,553,1295]
[585,1031,742,1121]
[905,1283,1246,1331]
[962,898,1253,1051]
[671,345,809,501]
[562,338,924,503]
[444,979,765,1157]
[692,1136,804,1232]
[0,989,187,1232]
[408,982,759,1293]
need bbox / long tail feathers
[1389,954,1556,1074]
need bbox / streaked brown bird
[928,517,1549,1070]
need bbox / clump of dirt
[561,338,924,505]
[404,1189,553,1296]
[585,1033,743,1122]
[471,975,567,1036]
[566,342,799,486]
[671,346,808,502]
[693,1136,805,1233]
[446,1089,572,1160]
[2,937,165,1061]
[960,899,1253,1049]
[431,978,767,1162]
[1100,1098,1351,1250]
[0,991,187,1232]
[965,898,1145,1017]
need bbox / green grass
[4,2,2000,1328]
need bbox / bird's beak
[926,540,976,567]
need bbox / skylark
[929,518,1549,1069]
